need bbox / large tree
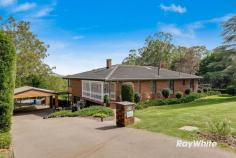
[0,17,52,87]
[171,46,208,74]
[0,17,66,92]
[122,49,140,65]
[198,47,236,88]
[122,32,207,75]
[222,16,236,50]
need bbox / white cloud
[160,3,186,13]
[13,2,36,12]
[73,35,85,40]
[207,13,234,23]
[159,13,235,40]
[159,24,195,39]
[0,0,16,7]
[35,6,54,17]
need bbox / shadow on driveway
[95,125,119,130]
[13,107,53,118]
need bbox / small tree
[185,89,191,95]
[0,31,16,132]
[162,88,170,98]
[121,83,134,102]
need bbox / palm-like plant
[222,16,236,50]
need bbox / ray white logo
[176,140,217,148]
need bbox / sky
[0,0,235,75]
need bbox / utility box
[116,102,135,127]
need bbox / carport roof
[14,86,57,95]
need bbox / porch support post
[101,81,104,102]
[55,95,58,107]
[108,82,111,99]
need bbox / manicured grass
[132,95,236,140]
[48,106,114,118]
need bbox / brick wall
[70,79,82,97]
[69,79,199,103]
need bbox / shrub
[71,105,78,112]
[206,119,232,137]
[175,91,183,99]
[135,93,205,110]
[179,93,200,103]
[93,113,108,118]
[0,31,16,133]
[121,83,134,102]
[162,88,170,98]
[78,106,114,117]
[134,93,141,103]
[103,95,110,106]
[48,110,72,118]
[203,88,208,93]
[0,132,11,149]
[135,103,144,110]
[48,106,114,118]
[226,85,236,96]
[184,89,191,95]
[206,91,221,96]
[197,89,202,93]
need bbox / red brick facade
[69,79,199,103]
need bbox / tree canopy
[0,17,66,92]
[122,32,208,74]
[122,15,236,89]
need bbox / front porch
[82,80,116,103]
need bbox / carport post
[55,95,58,107]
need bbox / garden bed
[48,106,114,120]
[135,91,221,109]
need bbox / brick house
[64,59,202,105]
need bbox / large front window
[190,79,194,91]
[82,80,116,102]
[168,80,174,94]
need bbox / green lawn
[132,95,236,140]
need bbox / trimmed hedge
[0,31,16,133]
[48,106,114,118]
[185,89,191,95]
[0,132,11,149]
[135,91,221,110]
[175,91,183,99]
[162,88,170,98]
[121,83,134,102]
[226,86,236,96]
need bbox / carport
[14,86,58,108]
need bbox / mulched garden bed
[199,132,236,148]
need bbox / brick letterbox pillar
[116,102,135,127]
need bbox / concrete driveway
[12,109,236,158]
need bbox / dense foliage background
[122,16,236,90]
[0,17,67,92]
